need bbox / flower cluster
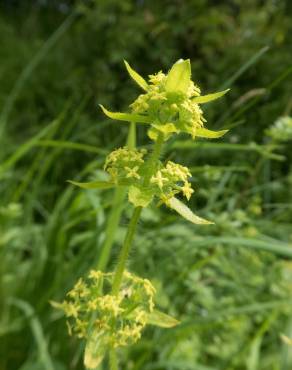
[266,116,292,142]
[100,59,229,142]
[130,68,205,140]
[53,270,156,368]
[103,147,195,208]
[150,161,194,201]
[104,147,147,184]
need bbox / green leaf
[128,186,153,207]
[196,127,229,139]
[124,60,148,91]
[192,89,230,104]
[84,333,106,369]
[168,197,213,225]
[68,180,114,190]
[147,309,180,328]
[153,123,178,135]
[49,300,63,310]
[99,105,152,124]
[165,59,191,94]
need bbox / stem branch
[109,349,118,370]
[111,132,164,294]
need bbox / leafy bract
[147,309,180,328]
[84,333,106,369]
[196,127,228,139]
[99,105,151,124]
[192,89,230,104]
[165,59,191,94]
[124,60,148,91]
[128,186,153,207]
[168,197,213,225]
[68,180,114,189]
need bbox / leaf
[165,59,191,94]
[99,105,152,124]
[128,186,153,207]
[196,127,229,139]
[153,123,178,135]
[124,60,148,91]
[49,300,63,310]
[147,309,180,328]
[84,333,106,369]
[192,89,230,104]
[68,180,114,190]
[168,197,213,225]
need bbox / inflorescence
[55,59,230,369]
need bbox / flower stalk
[112,132,164,295]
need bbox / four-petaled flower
[151,170,168,189]
[125,166,141,179]
[181,182,194,200]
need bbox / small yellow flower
[151,170,168,189]
[125,166,140,179]
[89,270,102,280]
[181,182,194,200]
[87,299,98,311]
[64,302,79,318]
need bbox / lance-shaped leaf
[84,333,106,369]
[100,105,152,124]
[196,127,228,139]
[192,89,230,104]
[68,180,115,189]
[168,197,213,225]
[49,300,64,310]
[165,59,191,94]
[147,309,180,328]
[124,60,148,91]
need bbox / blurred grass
[0,1,292,370]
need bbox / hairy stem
[109,349,118,370]
[97,122,136,271]
[111,132,164,294]
[97,187,127,271]
[143,132,164,185]
[111,206,142,294]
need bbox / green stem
[143,132,164,185]
[97,123,136,271]
[109,349,118,370]
[112,206,142,294]
[97,187,127,271]
[111,132,164,294]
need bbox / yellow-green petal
[165,59,191,94]
[100,105,152,124]
[196,127,228,139]
[124,60,148,91]
[192,89,230,104]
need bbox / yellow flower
[64,302,79,318]
[89,270,103,280]
[125,166,140,179]
[181,182,194,200]
[151,170,168,189]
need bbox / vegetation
[0,1,292,370]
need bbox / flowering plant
[53,59,230,369]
